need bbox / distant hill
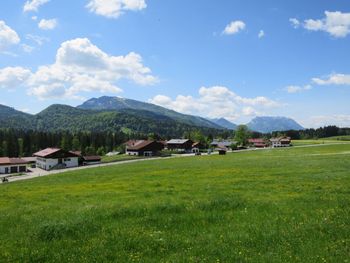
[247,116,304,133]
[0,104,223,137]
[0,104,34,129]
[210,118,237,130]
[78,96,221,129]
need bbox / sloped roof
[127,140,155,151]
[34,148,80,158]
[33,148,61,157]
[0,157,29,165]
[167,139,190,144]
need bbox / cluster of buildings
[248,136,291,148]
[0,148,101,178]
[1,136,292,177]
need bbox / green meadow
[1,144,350,262]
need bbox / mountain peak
[247,116,304,133]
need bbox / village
[0,136,291,182]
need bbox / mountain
[210,118,237,130]
[78,96,221,129]
[0,104,223,137]
[0,104,35,130]
[247,116,304,133]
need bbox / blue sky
[0,0,350,128]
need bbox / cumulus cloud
[86,0,147,18]
[289,18,300,28]
[0,67,32,89]
[23,0,50,12]
[303,11,350,38]
[0,38,157,99]
[312,73,350,85]
[285,85,312,93]
[223,20,246,35]
[38,19,58,30]
[0,20,20,51]
[258,30,265,38]
[149,86,280,122]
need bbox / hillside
[0,104,35,130]
[247,116,304,133]
[1,144,349,261]
[210,118,237,130]
[78,96,221,129]
[0,104,222,137]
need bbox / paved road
[1,142,349,184]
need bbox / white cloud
[303,11,350,38]
[312,73,350,85]
[223,20,246,35]
[86,0,147,18]
[302,115,350,128]
[23,0,50,12]
[289,18,300,28]
[26,34,49,46]
[285,85,312,93]
[38,19,58,30]
[0,21,20,51]
[149,86,280,122]
[22,44,35,53]
[258,30,265,38]
[0,38,157,99]
[0,67,32,89]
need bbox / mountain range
[0,96,304,135]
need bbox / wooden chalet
[270,137,292,147]
[126,140,164,156]
[248,138,269,148]
[166,139,194,152]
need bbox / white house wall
[36,157,79,170]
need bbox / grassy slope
[1,144,350,262]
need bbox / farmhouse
[0,157,29,174]
[211,140,235,149]
[166,139,194,152]
[248,138,269,148]
[126,140,164,156]
[70,151,102,166]
[82,155,102,165]
[34,148,79,170]
[270,137,291,147]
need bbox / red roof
[0,157,29,165]
[33,148,80,158]
[33,148,61,157]
[249,138,265,143]
[127,140,154,150]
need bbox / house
[191,142,206,153]
[166,139,194,152]
[34,148,79,170]
[70,151,102,166]
[82,155,102,165]
[126,140,164,156]
[270,137,291,147]
[211,140,235,149]
[248,138,269,148]
[0,157,29,174]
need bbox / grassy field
[1,144,350,262]
[101,154,145,163]
[291,139,347,146]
